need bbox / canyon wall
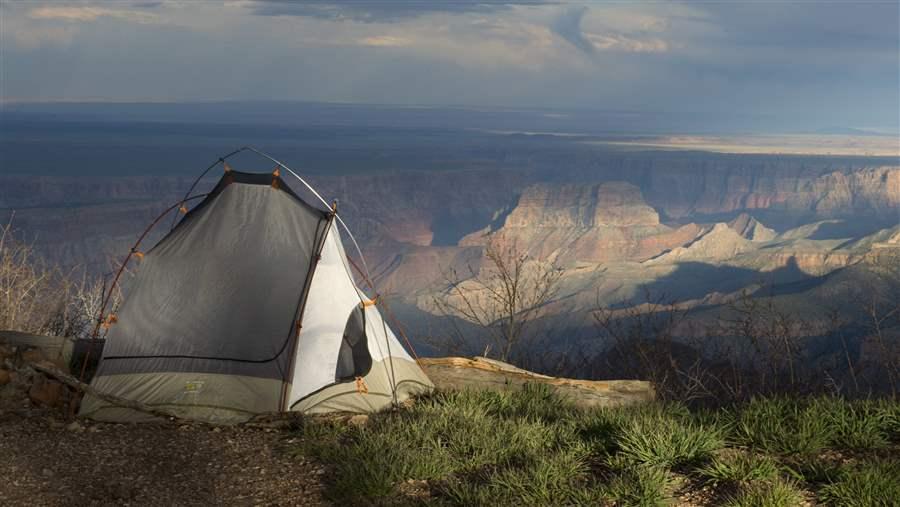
[1,154,897,274]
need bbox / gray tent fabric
[96,172,327,380]
[80,170,433,423]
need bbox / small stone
[66,421,84,432]
[212,427,222,433]
[42,468,54,477]
[28,376,64,407]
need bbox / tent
[80,158,433,423]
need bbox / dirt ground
[0,405,328,506]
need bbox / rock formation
[728,213,777,241]
[465,182,702,265]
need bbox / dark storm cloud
[250,0,553,22]
[1,0,896,131]
[551,6,593,54]
[690,1,899,52]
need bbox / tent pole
[278,211,336,411]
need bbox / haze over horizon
[2,0,898,133]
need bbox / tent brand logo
[184,381,205,393]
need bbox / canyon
[2,150,898,360]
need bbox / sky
[1,0,898,131]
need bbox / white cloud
[357,35,412,47]
[28,6,159,24]
[584,33,669,53]
[7,24,80,50]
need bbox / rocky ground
[0,344,328,507]
[0,405,328,506]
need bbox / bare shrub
[0,219,59,333]
[591,291,719,403]
[0,219,119,339]
[857,250,900,396]
[432,242,562,363]
[712,290,816,397]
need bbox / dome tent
[79,149,433,423]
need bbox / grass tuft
[582,402,725,468]
[819,460,900,507]
[290,390,898,505]
[783,453,843,484]
[697,451,781,485]
[603,465,671,507]
[615,415,725,468]
[733,397,834,455]
[815,398,891,450]
[723,478,804,507]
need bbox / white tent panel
[362,304,413,363]
[287,222,396,407]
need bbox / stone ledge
[418,356,654,408]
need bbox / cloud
[552,6,669,54]
[585,33,668,53]
[6,24,79,50]
[1,0,896,130]
[688,2,899,52]
[552,6,594,53]
[28,6,159,24]
[247,0,552,22]
[357,35,412,47]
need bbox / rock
[466,182,702,265]
[66,421,84,432]
[419,356,655,409]
[0,344,15,361]
[0,369,10,386]
[28,375,65,407]
[36,358,69,372]
[502,182,660,229]
[21,348,48,364]
[347,415,369,427]
[728,213,777,242]
[42,468,54,478]
[648,223,755,263]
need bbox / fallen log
[27,362,183,421]
[27,362,305,427]
[418,356,655,409]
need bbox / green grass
[783,453,843,484]
[698,451,781,485]
[289,389,899,506]
[733,397,835,455]
[610,408,725,468]
[723,478,805,507]
[819,460,900,507]
[733,397,897,455]
[817,397,893,450]
[602,465,671,507]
